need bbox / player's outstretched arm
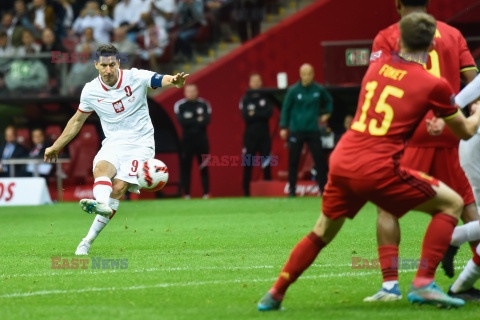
[161,72,190,88]
[445,102,480,140]
[44,110,91,163]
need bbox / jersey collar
[98,69,123,91]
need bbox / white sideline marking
[0,260,468,279]
[0,263,468,299]
[0,270,388,299]
[0,265,276,279]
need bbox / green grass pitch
[0,197,477,319]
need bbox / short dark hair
[399,12,436,51]
[94,43,119,62]
[399,0,429,6]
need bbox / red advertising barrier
[250,180,320,197]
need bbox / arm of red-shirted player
[445,103,480,140]
[44,110,91,163]
[430,79,480,140]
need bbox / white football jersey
[78,68,158,148]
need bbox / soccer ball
[137,159,169,191]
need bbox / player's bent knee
[313,214,345,244]
[441,190,463,218]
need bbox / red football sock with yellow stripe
[269,232,326,300]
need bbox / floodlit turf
[0,197,477,319]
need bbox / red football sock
[269,232,326,300]
[413,213,458,287]
[378,245,399,282]
[109,209,117,219]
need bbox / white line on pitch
[0,260,468,279]
[0,265,277,279]
[0,270,395,299]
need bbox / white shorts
[93,143,155,194]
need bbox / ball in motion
[137,159,169,191]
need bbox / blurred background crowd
[0,0,283,96]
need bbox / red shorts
[322,167,439,220]
[401,147,474,205]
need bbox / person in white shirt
[44,44,189,255]
[0,31,15,57]
[113,0,143,29]
[141,0,176,31]
[72,1,114,44]
[140,16,169,72]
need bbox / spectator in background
[112,27,138,68]
[26,127,52,177]
[67,27,99,94]
[30,0,56,34]
[279,63,333,197]
[240,73,273,196]
[206,0,234,42]
[1,13,19,46]
[53,0,75,39]
[174,84,211,199]
[41,27,65,52]
[75,27,100,53]
[0,30,15,57]
[17,29,41,55]
[101,0,119,19]
[72,1,114,44]
[141,0,176,31]
[113,0,143,41]
[175,0,206,61]
[234,0,265,43]
[12,0,35,31]
[40,27,65,89]
[0,125,28,177]
[139,16,168,72]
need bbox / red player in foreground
[365,0,479,302]
[258,12,480,310]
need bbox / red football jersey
[371,21,476,147]
[330,59,458,179]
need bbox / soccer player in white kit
[44,44,189,255]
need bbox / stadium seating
[16,128,31,149]
[62,124,100,185]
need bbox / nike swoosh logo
[97,219,106,224]
[97,99,105,102]
[129,173,137,177]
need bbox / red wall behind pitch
[154,0,477,197]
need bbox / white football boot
[75,238,91,255]
[79,199,113,217]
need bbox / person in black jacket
[0,125,28,177]
[26,127,52,177]
[240,73,273,196]
[174,84,211,198]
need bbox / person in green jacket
[279,63,333,197]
